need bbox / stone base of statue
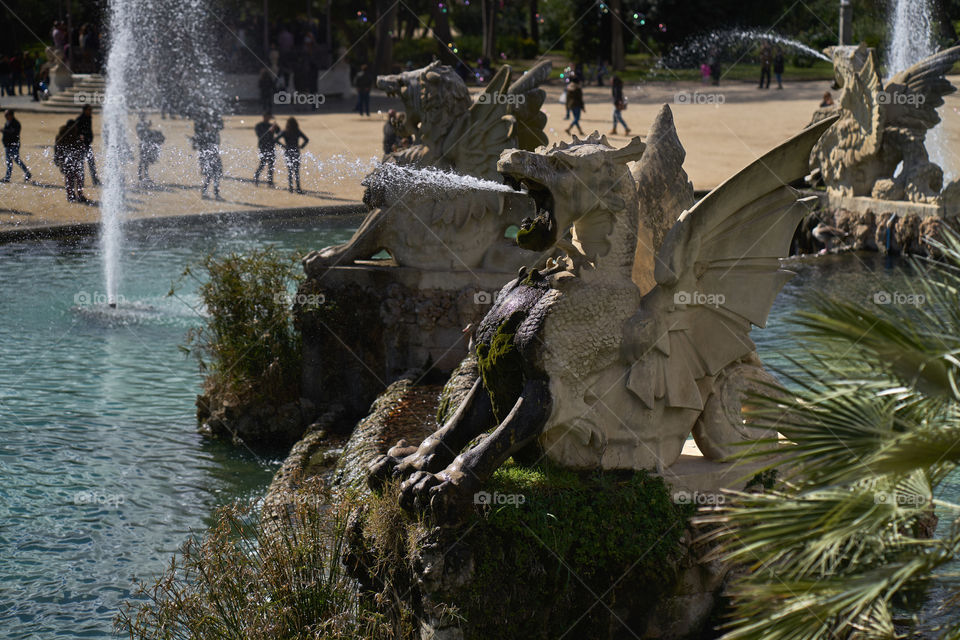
[288,376,777,640]
[295,261,513,430]
[792,191,960,256]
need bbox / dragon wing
[884,45,960,134]
[441,66,516,181]
[506,60,553,151]
[623,116,838,412]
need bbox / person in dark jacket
[76,105,100,185]
[258,68,276,115]
[609,76,630,136]
[773,47,785,89]
[54,118,86,202]
[758,43,772,89]
[564,81,585,136]
[274,117,308,193]
[353,64,373,116]
[2,110,32,183]
[254,113,279,186]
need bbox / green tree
[705,232,960,638]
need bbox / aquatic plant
[703,230,960,638]
[117,478,390,639]
[173,247,302,405]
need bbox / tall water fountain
[887,0,953,181]
[100,0,224,307]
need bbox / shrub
[173,247,303,405]
[117,478,390,639]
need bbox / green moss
[515,213,556,252]
[475,311,527,422]
[359,460,695,640]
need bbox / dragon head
[498,133,646,255]
[824,43,877,92]
[377,61,472,141]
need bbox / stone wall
[296,262,513,429]
[793,192,960,256]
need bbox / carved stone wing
[623,116,839,412]
[506,60,552,151]
[884,44,960,134]
[441,66,516,182]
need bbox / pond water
[0,221,953,638]
[0,216,358,638]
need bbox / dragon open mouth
[501,173,555,220]
[502,172,558,252]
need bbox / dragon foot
[399,468,479,524]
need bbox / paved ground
[2,78,959,231]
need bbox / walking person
[609,76,630,136]
[135,112,164,184]
[258,68,276,114]
[254,113,279,186]
[2,110,32,183]
[353,64,373,116]
[191,113,224,200]
[758,43,772,89]
[275,117,308,194]
[564,81,585,136]
[76,105,101,185]
[773,47,785,90]
[54,118,86,202]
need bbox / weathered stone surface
[376,59,553,181]
[810,43,960,205]
[295,264,511,428]
[196,392,318,449]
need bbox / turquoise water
[0,224,954,637]
[0,217,358,638]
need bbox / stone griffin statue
[369,106,839,521]
[810,43,960,203]
[378,60,552,181]
[302,164,535,275]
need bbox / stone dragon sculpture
[378,60,552,181]
[810,43,960,203]
[369,106,839,522]
[302,60,554,274]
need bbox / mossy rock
[353,460,699,640]
[476,310,527,422]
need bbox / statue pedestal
[296,261,512,423]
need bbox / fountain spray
[887,0,953,182]
[101,0,135,309]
